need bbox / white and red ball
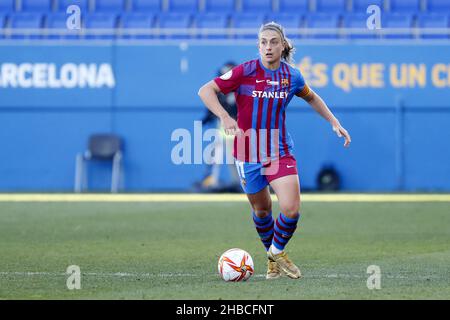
[218,248,254,282]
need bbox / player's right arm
[293,71,351,148]
[198,81,240,136]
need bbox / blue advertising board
[0,42,449,191]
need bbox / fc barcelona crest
[281,78,289,87]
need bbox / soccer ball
[218,248,254,282]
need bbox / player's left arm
[297,85,351,148]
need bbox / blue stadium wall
[0,42,449,192]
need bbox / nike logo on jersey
[252,90,288,99]
[287,165,295,168]
[256,79,280,86]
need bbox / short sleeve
[213,64,244,95]
[294,71,311,98]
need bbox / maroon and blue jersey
[214,58,310,163]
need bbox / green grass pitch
[0,199,449,299]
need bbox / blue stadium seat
[58,0,89,12]
[94,0,126,13]
[389,0,421,13]
[131,0,162,12]
[417,14,449,39]
[0,14,6,39]
[9,13,44,39]
[168,0,198,13]
[231,13,265,39]
[204,0,236,13]
[194,13,229,39]
[157,13,192,39]
[120,13,154,39]
[21,0,52,12]
[45,13,81,39]
[265,13,303,39]
[427,0,450,12]
[304,13,341,39]
[46,13,67,28]
[315,0,347,13]
[241,0,273,13]
[265,13,302,27]
[0,0,15,13]
[278,0,309,13]
[352,0,384,12]
[84,13,118,39]
[342,13,378,39]
[382,13,414,39]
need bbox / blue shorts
[234,155,298,194]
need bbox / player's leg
[246,186,282,280]
[270,174,301,247]
[235,160,274,250]
[235,159,281,279]
[265,155,302,279]
[267,174,302,279]
[246,186,273,250]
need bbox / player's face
[258,30,284,65]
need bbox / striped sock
[272,212,300,251]
[252,212,274,251]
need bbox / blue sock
[272,212,300,251]
[252,212,274,251]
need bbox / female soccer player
[198,22,351,280]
